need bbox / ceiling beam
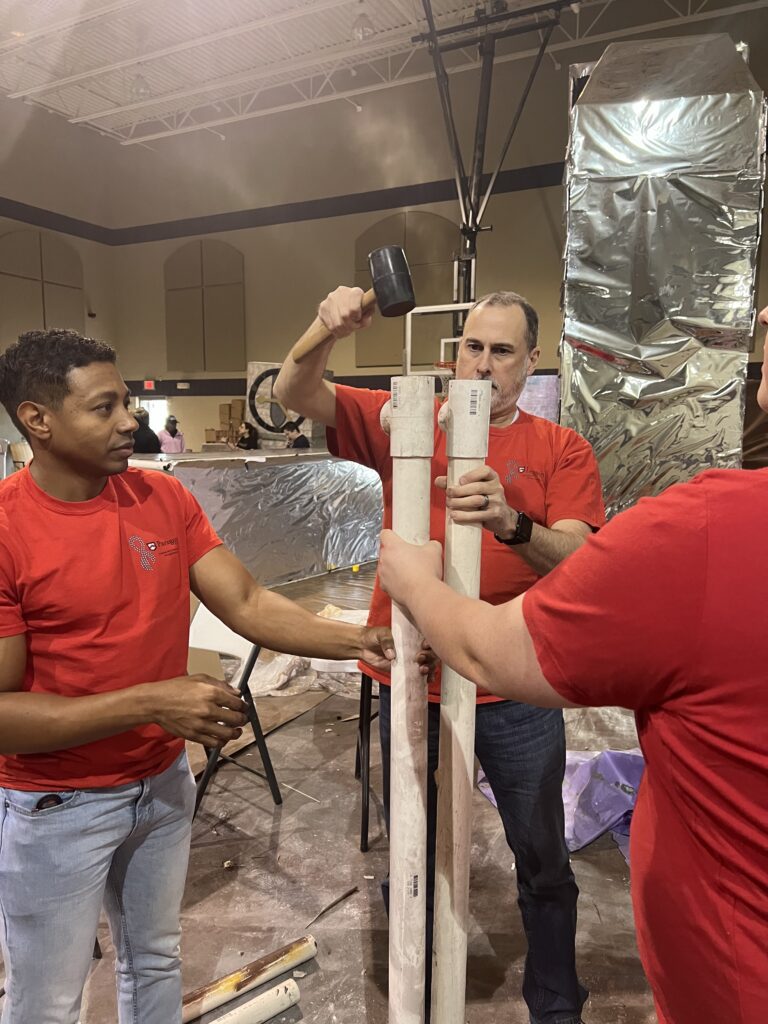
[0,0,147,55]
[69,0,605,126]
[6,0,357,97]
[116,0,768,144]
[67,24,434,124]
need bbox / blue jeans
[0,750,195,1024]
[379,688,587,1024]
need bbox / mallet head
[368,246,416,318]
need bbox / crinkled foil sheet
[175,457,382,586]
[562,35,766,517]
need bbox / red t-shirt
[0,467,221,790]
[328,383,604,702]
[523,470,768,1024]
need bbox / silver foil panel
[561,344,746,516]
[562,35,766,517]
[174,457,382,586]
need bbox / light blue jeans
[0,750,195,1024]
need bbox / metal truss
[1,0,765,145]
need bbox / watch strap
[494,511,534,547]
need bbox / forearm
[403,579,516,696]
[0,686,156,755]
[511,524,583,576]
[225,588,364,661]
[402,578,560,705]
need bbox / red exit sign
[143,380,156,391]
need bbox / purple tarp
[478,749,645,865]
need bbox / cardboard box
[218,402,232,425]
[231,398,245,421]
[205,428,218,443]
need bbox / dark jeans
[379,687,588,1024]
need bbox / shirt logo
[505,459,528,482]
[505,459,545,486]
[128,535,157,572]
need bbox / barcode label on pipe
[392,379,400,409]
[469,388,480,416]
[407,875,419,898]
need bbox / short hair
[134,407,150,425]
[468,291,539,351]
[284,421,300,432]
[0,329,116,438]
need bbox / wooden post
[387,374,435,1024]
[431,378,491,1023]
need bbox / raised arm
[273,285,374,428]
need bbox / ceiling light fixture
[129,71,151,102]
[352,0,375,42]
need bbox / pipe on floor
[182,935,315,1022]
[207,978,300,1023]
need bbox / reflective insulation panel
[173,455,382,586]
[562,35,766,516]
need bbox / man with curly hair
[0,329,400,1024]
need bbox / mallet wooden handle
[290,287,376,363]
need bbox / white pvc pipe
[386,375,435,1024]
[431,379,491,1024]
[182,935,316,1022]
[207,979,300,1023]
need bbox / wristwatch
[494,511,534,547]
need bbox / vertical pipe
[430,378,491,1024]
[387,375,435,1024]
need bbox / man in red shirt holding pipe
[0,328,400,1024]
[377,304,768,1024]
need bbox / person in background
[158,415,185,454]
[131,408,161,454]
[284,421,309,449]
[232,421,260,451]
[275,285,604,1024]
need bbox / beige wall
[2,180,767,380]
[0,216,117,346]
[103,186,567,380]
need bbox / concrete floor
[80,695,657,1023]
[78,566,656,1021]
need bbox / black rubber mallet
[290,245,415,362]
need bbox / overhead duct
[560,34,766,517]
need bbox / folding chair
[354,672,378,853]
[309,659,378,852]
[189,603,282,815]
